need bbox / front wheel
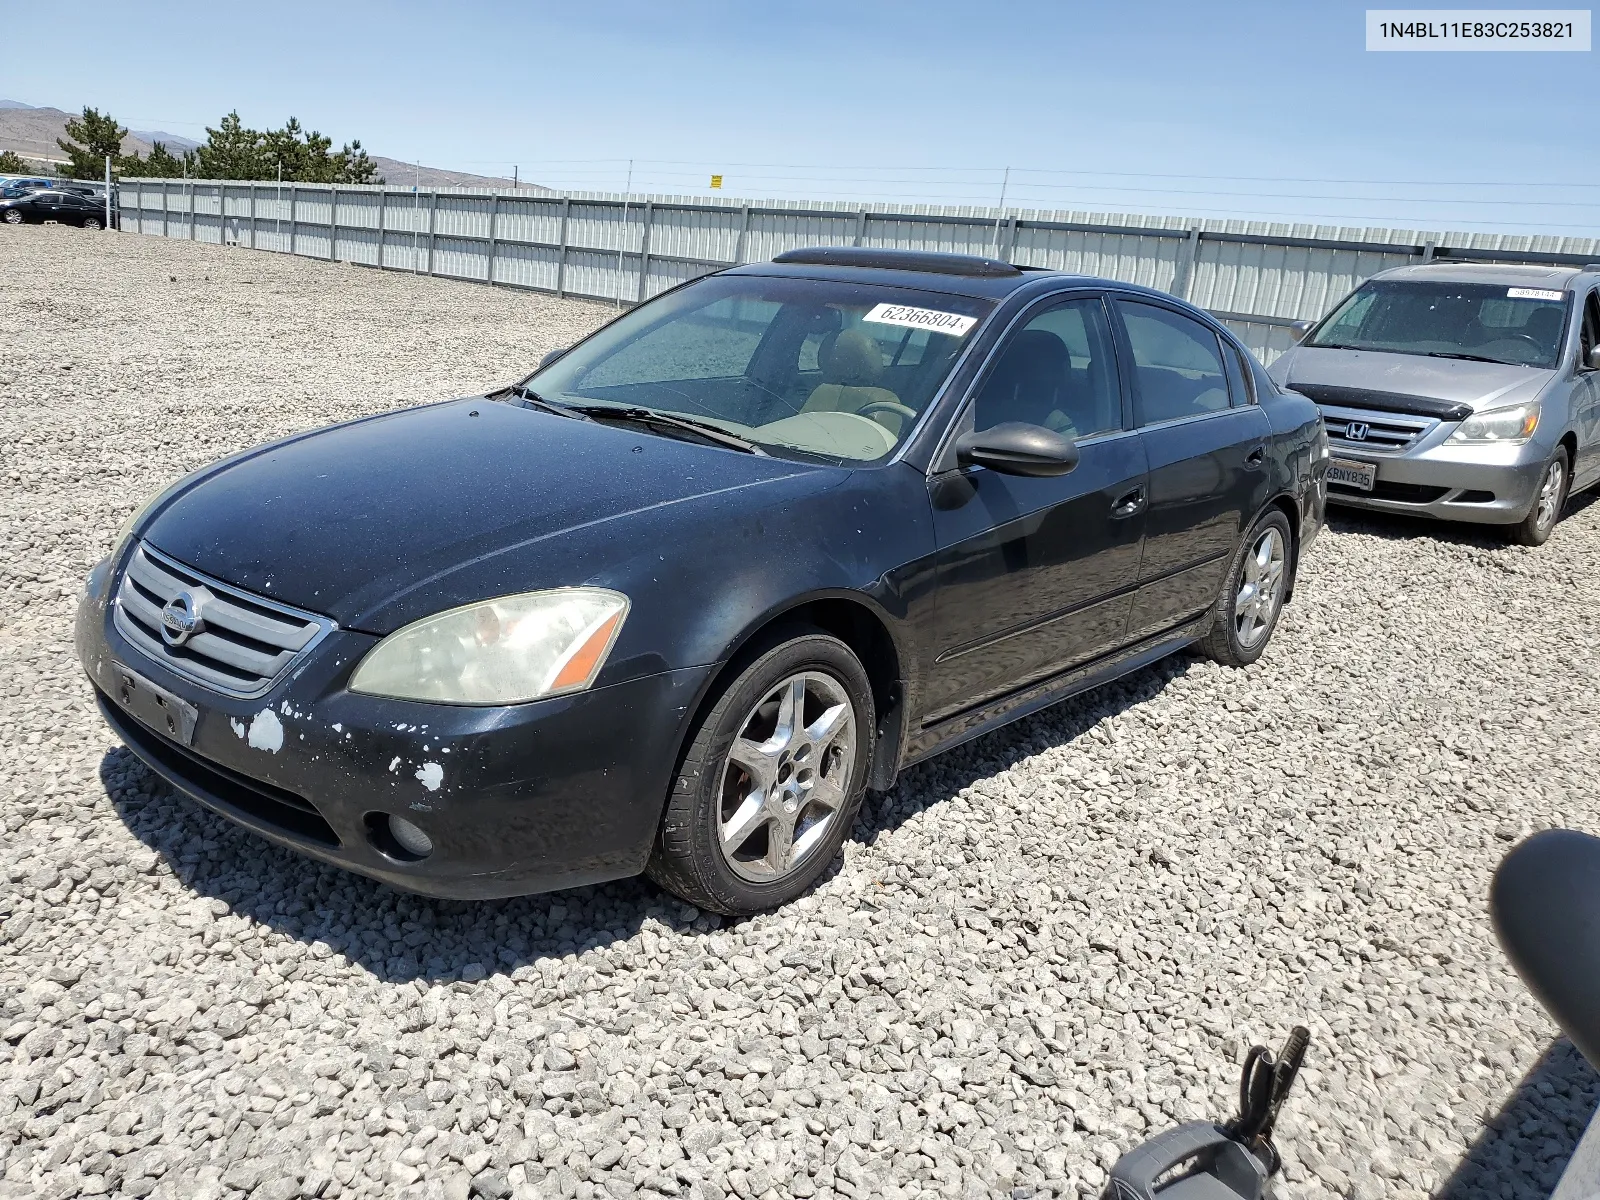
[2,210,22,225]
[646,631,874,916]
[1199,508,1293,668]
[82,216,103,231]
[1509,447,1568,547]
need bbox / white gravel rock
[2,223,1599,1200]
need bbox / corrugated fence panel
[115,179,1600,356]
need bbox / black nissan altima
[78,247,1326,915]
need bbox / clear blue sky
[5,0,1599,233]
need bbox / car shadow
[1326,486,1597,547]
[101,652,1192,985]
[1438,1037,1600,1200]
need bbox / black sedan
[1,187,114,228]
[78,247,1326,915]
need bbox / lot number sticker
[1507,287,1564,301]
[863,303,978,336]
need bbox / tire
[1199,508,1294,668]
[2,211,22,225]
[1509,446,1569,547]
[646,630,875,916]
[82,216,102,231]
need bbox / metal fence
[116,178,1600,364]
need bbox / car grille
[113,542,334,699]
[1319,404,1438,454]
[1328,479,1451,504]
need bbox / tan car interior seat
[801,329,908,436]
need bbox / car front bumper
[77,574,710,900]
[1324,438,1549,526]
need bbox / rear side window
[1222,342,1256,406]
[1116,301,1230,424]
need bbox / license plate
[110,661,198,745]
[1327,457,1376,492]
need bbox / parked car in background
[78,247,1325,915]
[0,176,57,191]
[0,187,114,229]
[1270,263,1600,544]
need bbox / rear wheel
[82,216,103,231]
[646,631,874,916]
[1509,447,1568,547]
[1199,508,1293,668]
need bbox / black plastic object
[1104,1123,1269,1200]
[1106,1027,1308,1200]
[771,246,1023,278]
[954,422,1081,477]
[1491,828,1600,1068]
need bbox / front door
[923,294,1148,722]
[1111,298,1273,642]
[1573,289,1600,489]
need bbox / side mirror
[1587,346,1600,372]
[1288,320,1315,344]
[954,422,1079,478]
[539,346,569,369]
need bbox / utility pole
[616,159,633,310]
[991,166,1010,255]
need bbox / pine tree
[196,111,266,180]
[120,142,196,179]
[0,150,29,174]
[56,107,128,179]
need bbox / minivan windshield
[1307,280,1569,368]
[523,274,993,463]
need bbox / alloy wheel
[717,671,855,883]
[1235,527,1286,649]
[2,211,20,225]
[1535,459,1564,531]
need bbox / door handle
[1111,486,1146,518]
[1245,444,1267,467]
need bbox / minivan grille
[112,542,334,698]
[1319,404,1437,454]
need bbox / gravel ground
[2,223,1599,1200]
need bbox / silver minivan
[1269,263,1600,544]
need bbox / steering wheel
[856,401,918,423]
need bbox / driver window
[972,298,1121,438]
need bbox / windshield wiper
[1307,340,1362,351]
[500,383,589,419]
[564,404,766,454]
[1423,351,1513,365]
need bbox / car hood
[1273,346,1552,411]
[141,398,831,632]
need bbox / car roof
[1373,261,1600,290]
[725,246,1178,303]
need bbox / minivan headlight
[1447,403,1539,445]
[349,589,629,705]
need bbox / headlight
[349,588,629,705]
[1447,403,1539,445]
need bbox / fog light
[388,816,434,857]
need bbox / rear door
[922,293,1148,721]
[1113,298,1272,643]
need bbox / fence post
[249,184,256,248]
[288,185,297,255]
[637,200,654,302]
[853,208,867,247]
[734,204,751,265]
[328,187,338,261]
[486,193,499,284]
[377,189,386,269]
[188,181,195,241]
[555,196,571,296]
[999,215,1020,264]
[427,191,438,276]
[1171,226,1203,299]
[162,180,169,238]
[1421,239,1437,262]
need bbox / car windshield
[1307,280,1569,368]
[524,274,993,463]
